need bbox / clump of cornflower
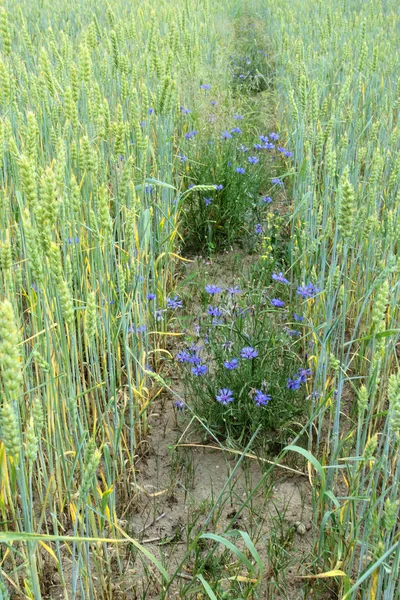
[271,178,284,186]
[231,127,242,134]
[269,132,279,141]
[233,114,244,120]
[272,272,290,284]
[270,298,285,308]
[192,364,208,376]
[240,346,258,359]
[204,197,212,206]
[147,293,156,300]
[176,348,202,364]
[236,167,246,174]
[180,106,191,114]
[227,285,242,295]
[185,130,198,139]
[205,284,223,294]
[224,358,239,370]
[248,156,259,164]
[174,400,185,411]
[221,131,232,139]
[255,224,263,234]
[215,184,224,191]
[262,196,272,204]
[207,306,222,317]
[200,83,211,90]
[167,296,183,309]
[254,390,272,406]
[293,313,304,322]
[216,388,234,405]
[297,283,320,299]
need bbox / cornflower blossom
[191,364,208,376]
[240,346,258,359]
[204,197,212,206]
[233,114,244,120]
[227,285,242,295]
[269,132,279,141]
[296,283,320,299]
[207,306,222,317]
[231,127,242,134]
[167,296,183,309]
[224,358,239,370]
[174,400,185,410]
[185,130,198,139]
[293,313,304,322]
[270,298,285,308]
[66,237,80,244]
[216,388,234,405]
[272,272,290,284]
[254,390,272,406]
[147,293,156,301]
[200,83,211,90]
[271,178,284,186]
[180,106,191,114]
[248,156,259,164]
[262,196,272,204]
[205,284,223,294]
[236,167,246,174]
[215,184,224,191]
[255,224,263,234]
[221,131,232,139]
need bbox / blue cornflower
[129,324,147,334]
[224,358,239,370]
[140,120,146,127]
[174,400,185,411]
[239,144,249,152]
[227,285,242,295]
[215,184,224,191]
[200,83,211,90]
[262,196,272,204]
[239,74,246,79]
[148,108,154,115]
[144,185,153,194]
[254,390,272,406]
[240,346,258,359]
[248,156,259,164]
[180,106,191,114]
[284,150,293,158]
[216,388,234,405]
[236,167,246,174]
[287,377,302,390]
[221,131,233,139]
[269,132,279,141]
[272,272,290,284]
[66,237,80,244]
[185,130,198,139]
[207,305,222,317]
[205,284,223,294]
[191,364,208,376]
[210,100,217,105]
[176,350,192,363]
[255,224,263,234]
[178,154,188,162]
[293,313,304,322]
[254,143,266,151]
[204,197,212,206]
[167,295,183,309]
[297,283,320,299]
[298,368,312,382]
[231,127,242,134]
[271,178,284,186]
[259,135,269,144]
[277,146,286,153]
[233,114,244,120]
[270,298,285,308]
[287,329,301,337]
[147,293,156,300]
